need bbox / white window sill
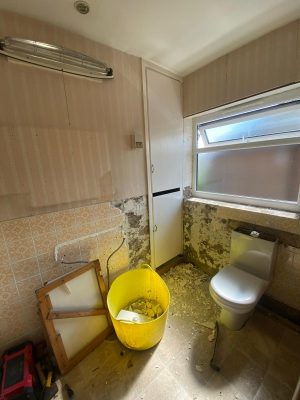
[186,197,300,235]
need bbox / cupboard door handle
[153,224,158,232]
[151,164,155,173]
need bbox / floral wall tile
[29,214,56,237]
[12,257,40,282]
[1,218,31,242]
[7,237,36,262]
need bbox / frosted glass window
[196,144,300,202]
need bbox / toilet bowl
[209,230,277,330]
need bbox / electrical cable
[106,237,126,289]
[61,260,88,264]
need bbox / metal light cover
[0,37,113,79]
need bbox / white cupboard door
[146,69,183,193]
[152,191,183,267]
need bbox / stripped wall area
[183,198,300,314]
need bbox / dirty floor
[62,263,300,400]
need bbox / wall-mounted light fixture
[0,37,113,79]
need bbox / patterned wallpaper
[0,10,147,221]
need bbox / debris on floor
[195,364,203,372]
[197,321,215,330]
[208,328,217,342]
[163,263,219,326]
[124,297,163,320]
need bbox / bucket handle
[140,263,153,271]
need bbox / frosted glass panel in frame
[196,144,300,202]
[48,268,108,359]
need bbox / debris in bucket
[116,309,151,323]
[124,297,163,320]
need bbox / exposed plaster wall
[113,195,150,267]
[183,198,300,311]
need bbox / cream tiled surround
[0,201,136,352]
[267,245,300,310]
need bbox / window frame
[192,85,300,212]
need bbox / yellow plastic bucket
[107,265,170,350]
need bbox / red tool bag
[0,342,37,400]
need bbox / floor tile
[254,371,293,400]
[138,368,190,400]
[200,372,249,400]
[267,344,300,391]
[218,348,265,400]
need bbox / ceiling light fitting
[74,1,90,15]
[0,37,113,79]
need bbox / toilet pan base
[219,308,253,330]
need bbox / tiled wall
[183,199,300,311]
[0,196,150,353]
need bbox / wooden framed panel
[36,260,113,374]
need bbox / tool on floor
[209,321,220,372]
[0,342,39,400]
[64,384,74,399]
[42,372,58,400]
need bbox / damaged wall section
[113,195,150,268]
[183,198,300,314]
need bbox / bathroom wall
[0,196,150,353]
[0,10,147,221]
[183,20,299,117]
[183,198,300,314]
[0,11,151,352]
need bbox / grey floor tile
[254,372,293,400]
[219,349,265,400]
[137,368,190,400]
[199,372,249,400]
[267,344,300,391]
[279,327,300,360]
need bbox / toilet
[209,229,277,330]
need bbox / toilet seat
[210,265,268,311]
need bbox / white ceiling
[1,0,300,76]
